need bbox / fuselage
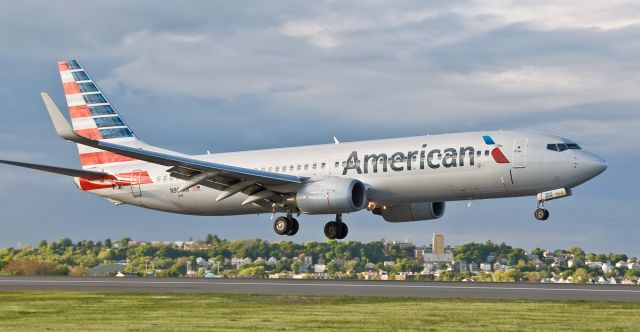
[76,130,607,216]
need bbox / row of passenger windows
[254,150,492,173]
[547,143,581,152]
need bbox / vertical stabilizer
[57,60,140,169]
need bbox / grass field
[0,292,639,331]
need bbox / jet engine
[373,202,445,222]
[294,177,367,214]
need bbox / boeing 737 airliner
[0,60,607,239]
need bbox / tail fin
[57,60,140,169]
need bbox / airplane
[0,60,608,239]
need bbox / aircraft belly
[91,184,269,216]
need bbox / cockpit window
[547,143,582,152]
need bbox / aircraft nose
[581,153,608,178]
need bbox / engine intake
[373,202,445,222]
[295,177,366,214]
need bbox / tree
[572,268,590,284]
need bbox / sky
[0,1,638,255]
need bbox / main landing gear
[272,213,349,239]
[535,201,549,221]
[324,214,348,240]
[273,214,299,236]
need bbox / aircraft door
[512,138,527,168]
[131,169,143,197]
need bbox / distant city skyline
[0,1,638,256]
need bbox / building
[480,263,492,272]
[433,233,445,254]
[422,233,453,263]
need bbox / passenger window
[485,150,490,156]
[157,176,161,183]
[335,161,339,168]
[163,175,168,182]
[289,165,294,171]
[304,164,309,170]
[476,150,481,157]
[268,167,273,172]
[275,166,280,172]
[342,161,347,167]
[297,165,301,171]
[321,163,326,169]
[312,163,317,170]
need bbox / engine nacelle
[373,202,445,222]
[295,177,367,214]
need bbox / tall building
[433,233,444,254]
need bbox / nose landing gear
[534,201,549,221]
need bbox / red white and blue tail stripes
[58,60,138,168]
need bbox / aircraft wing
[0,159,111,180]
[41,93,304,204]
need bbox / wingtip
[40,92,81,142]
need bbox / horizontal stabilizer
[0,159,110,180]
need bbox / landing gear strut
[273,212,299,236]
[324,214,348,240]
[535,201,549,221]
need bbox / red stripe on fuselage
[78,171,153,191]
[79,151,136,166]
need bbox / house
[468,262,478,273]
[480,263,492,272]
[314,264,327,273]
[455,261,468,273]
[628,262,640,271]
[383,261,395,267]
[602,263,612,274]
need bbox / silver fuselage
[79,130,607,216]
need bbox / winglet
[41,92,83,141]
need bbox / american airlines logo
[342,135,509,175]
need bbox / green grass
[0,292,638,331]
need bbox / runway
[0,277,639,301]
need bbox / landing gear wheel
[273,216,292,235]
[324,221,339,239]
[286,218,299,236]
[535,208,549,221]
[336,222,348,240]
